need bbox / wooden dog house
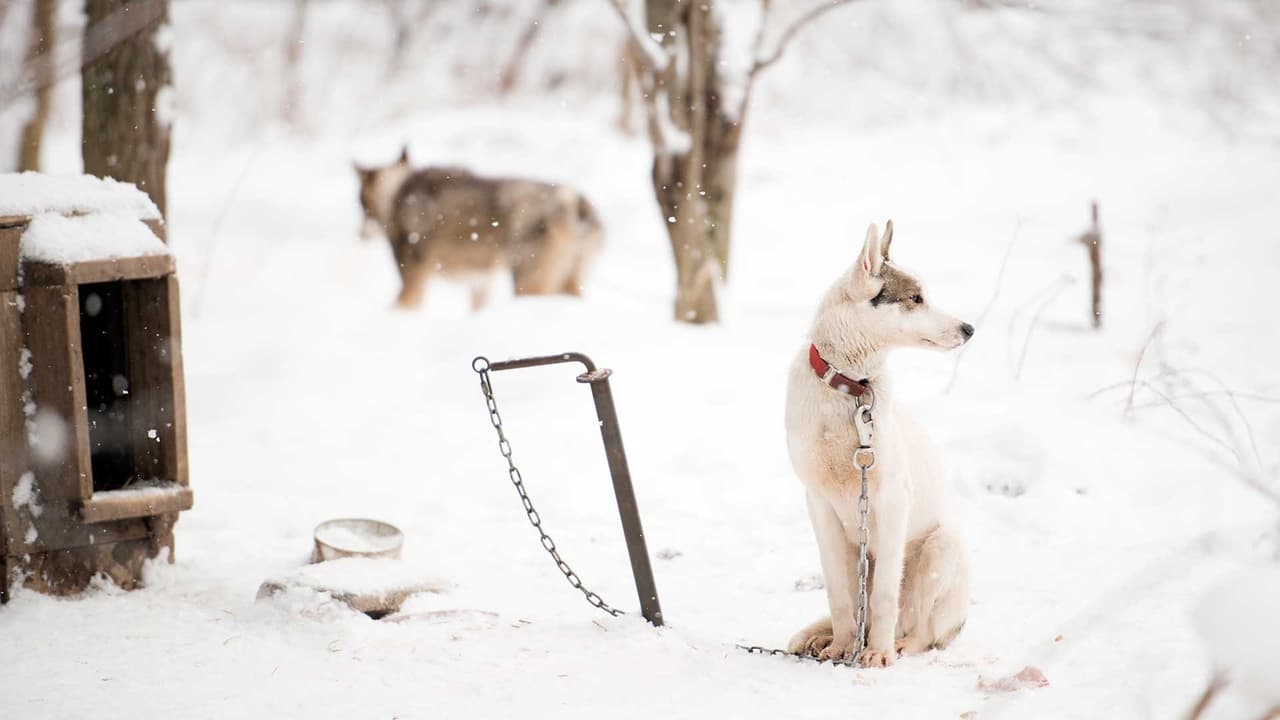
[1,174,191,602]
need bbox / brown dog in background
[355,148,602,309]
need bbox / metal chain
[472,357,623,618]
[737,644,859,667]
[852,399,876,658]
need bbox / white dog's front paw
[858,645,897,668]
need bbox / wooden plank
[0,223,24,291]
[166,276,189,487]
[0,291,32,557]
[22,254,174,287]
[79,485,192,524]
[22,285,93,501]
[14,507,150,555]
[0,296,24,507]
[1,554,11,603]
[123,277,183,486]
[21,536,153,595]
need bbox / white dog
[785,221,974,667]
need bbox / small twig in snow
[1014,275,1073,381]
[189,143,270,318]
[1006,273,1071,373]
[946,219,1021,393]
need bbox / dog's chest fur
[786,351,944,544]
[789,357,891,491]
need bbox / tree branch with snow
[606,0,671,73]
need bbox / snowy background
[2,0,1279,717]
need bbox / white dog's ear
[398,145,410,164]
[881,219,894,260]
[849,223,885,299]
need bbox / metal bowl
[313,518,404,562]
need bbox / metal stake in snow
[472,352,664,627]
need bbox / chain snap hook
[853,402,874,450]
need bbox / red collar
[808,344,872,400]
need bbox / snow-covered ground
[3,1,1279,718]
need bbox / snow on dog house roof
[0,172,168,267]
[0,172,160,220]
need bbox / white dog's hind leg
[801,492,859,661]
[896,525,969,655]
[786,616,833,656]
[925,526,969,650]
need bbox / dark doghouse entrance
[81,281,133,491]
[79,278,171,492]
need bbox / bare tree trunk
[384,0,410,76]
[614,0,851,323]
[282,0,308,126]
[703,104,741,279]
[643,0,730,324]
[82,0,172,238]
[617,40,640,135]
[18,0,56,172]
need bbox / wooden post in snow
[1079,202,1103,329]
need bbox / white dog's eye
[912,294,924,304]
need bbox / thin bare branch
[1129,391,1280,410]
[1135,387,1280,507]
[751,0,858,76]
[1013,275,1073,381]
[1138,381,1244,466]
[1157,366,1267,475]
[947,219,1022,392]
[1089,369,1280,406]
[1005,273,1072,373]
[497,0,560,94]
[1125,321,1164,414]
[1185,676,1225,720]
